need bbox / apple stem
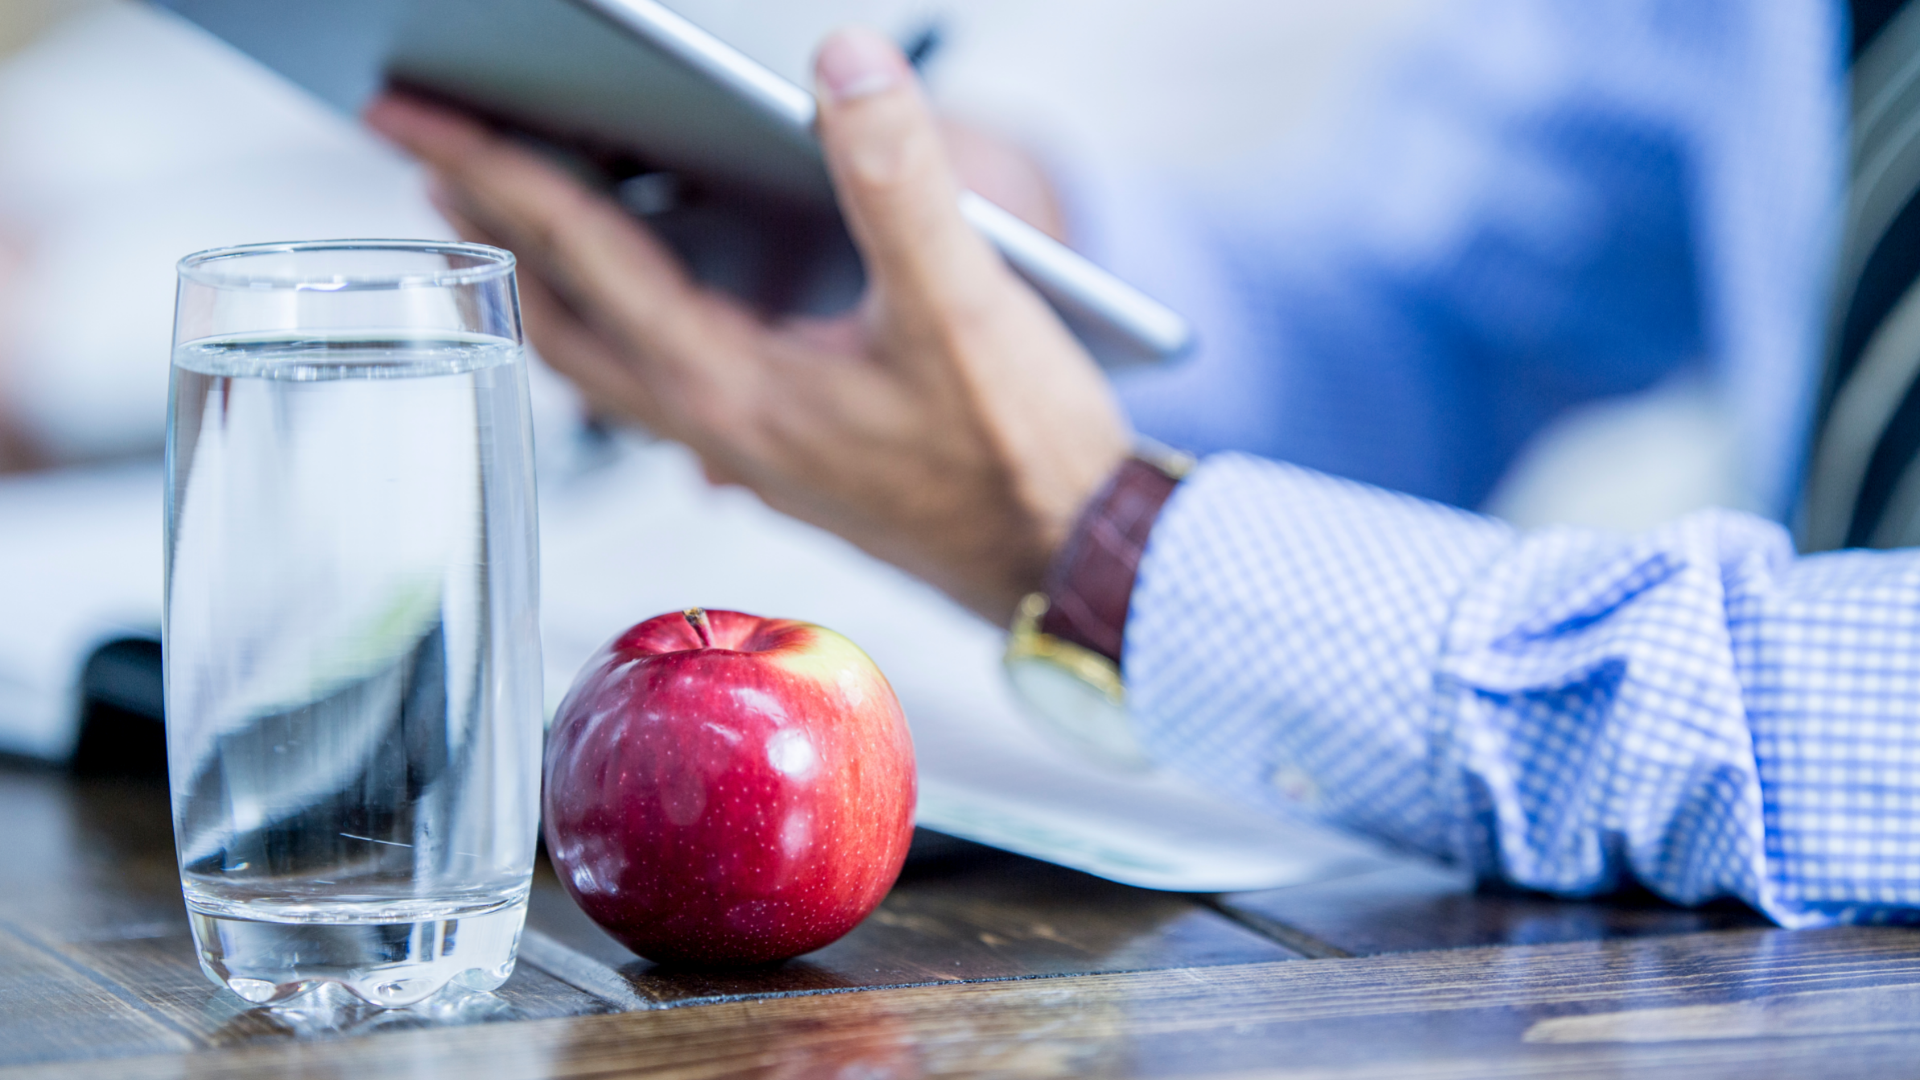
[683,607,715,649]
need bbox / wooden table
[3,763,1917,1078]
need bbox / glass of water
[164,240,542,1008]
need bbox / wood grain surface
[523,836,1301,1007]
[3,765,1916,1078]
[12,927,1920,1079]
[0,768,1290,1066]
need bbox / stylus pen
[903,22,944,71]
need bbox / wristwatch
[1002,445,1193,770]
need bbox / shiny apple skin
[543,609,917,967]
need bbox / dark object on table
[71,638,165,778]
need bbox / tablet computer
[150,0,1194,367]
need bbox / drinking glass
[164,240,542,1007]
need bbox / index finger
[364,93,716,363]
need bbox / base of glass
[186,897,527,1008]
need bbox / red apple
[543,607,916,966]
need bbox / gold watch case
[1002,593,1152,771]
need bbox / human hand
[365,28,1129,624]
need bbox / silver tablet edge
[963,194,1195,359]
[571,0,1195,361]
[574,0,817,130]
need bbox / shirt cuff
[1121,453,1512,851]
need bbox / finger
[370,92,786,449]
[425,185,674,438]
[365,92,496,173]
[516,256,670,425]
[367,93,686,305]
[812,29,1006,319]
[700,457,746,488]
[421,179,507,250]
[366,93,713,361]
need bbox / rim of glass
[177,239,516,290]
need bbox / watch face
[1003,658,1152,771]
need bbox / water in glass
[166,330,541,1007]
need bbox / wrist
[1000,445,1190,771]
[1031,444,1193,666]
[977,435,1130,624]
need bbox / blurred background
[0,0,1444,470]
[0,0,1767,525]
[0,0,1811,772]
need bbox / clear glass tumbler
[164,241,542,1007]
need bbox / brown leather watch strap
[1038,454,1187,668]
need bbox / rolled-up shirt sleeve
[1125,453,1920,926]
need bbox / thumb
[813,28,1004,315]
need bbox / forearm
[1126,453,1920,926]
[1124,455,1511,857]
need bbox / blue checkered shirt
[1126,454,1920,927]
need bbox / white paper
[0,461,164,759]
